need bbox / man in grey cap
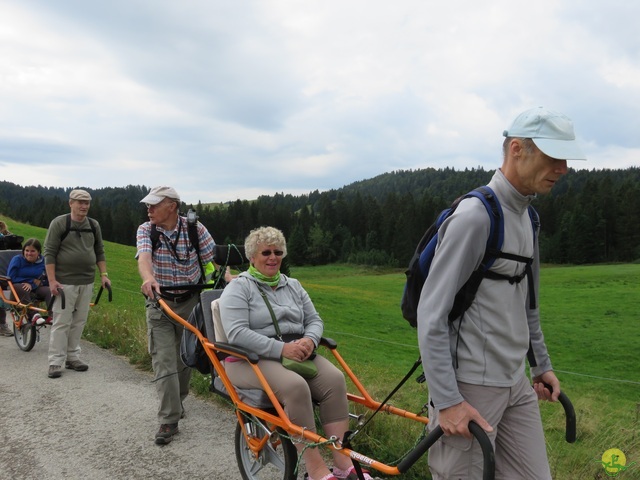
[136,185,217,445]
[44,189,111,379]
[418,107,586,479]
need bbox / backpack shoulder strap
[87,217,97,236]
[465,186,503,272]
[447,186,503,323]
[187,221,200,254]
[150,224,161,252]
[528,205,540,241]
[60,214,98,243]
[60,214,72,242]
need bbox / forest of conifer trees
[1,166,639,266]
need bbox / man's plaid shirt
[136,216,215,286]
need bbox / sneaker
[155,423,179,445]
[333,466,381,480]
[65,359,89,372]
[0,324,13,336]
[304,474,337,480]
[32,313,46,326]
[48,365,62,378]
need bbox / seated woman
[7,238,52,325]
[0,220,11,236]
[219,226,379,480]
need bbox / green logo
[598,449,636,477]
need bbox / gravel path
[0,326,245,480]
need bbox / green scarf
[248,265,281,287]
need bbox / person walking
[44,189,111,379]
[418,107,586,479]
[136,186,216,445]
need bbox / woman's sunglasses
[260,250,284,257]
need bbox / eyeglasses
[260,250,284,257]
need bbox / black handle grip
[397,421,495,480]
[48,289,65,310]
[94,284,113,305]
[542,383,576,443]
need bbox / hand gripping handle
[397,420,495,480]
[543,383,576,443]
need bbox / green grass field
[4,215,639,479]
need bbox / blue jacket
[7,255,47,289]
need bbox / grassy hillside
[3,215,638,479]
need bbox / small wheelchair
[0,249,111,352]
[157,245,576,480]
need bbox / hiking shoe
[48,365,62,378]
[333,466,382,480]
[0,324,13,336]
[155,423,179,445]
[65,359,89,371]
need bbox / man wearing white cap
[418,107,586,479]
[136,186,216,445]
[44,189,111,379]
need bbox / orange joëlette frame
[157,296,430,477]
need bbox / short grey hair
[244,226,287,260]
[502,137,537,160]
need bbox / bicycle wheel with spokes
[11,310,36,351]
[235,415,298,480]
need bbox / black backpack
[0,235,24,250]
[400,186,538,328]
[180,300,212,374]
[60,214,98,244]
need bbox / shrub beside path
[0,328,243,480]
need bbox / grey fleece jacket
[418,169,553,410]
[218,272,324,359]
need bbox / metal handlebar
[397,420,495,480]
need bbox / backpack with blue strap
[401,185,539,328]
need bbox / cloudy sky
[1,1,638,204]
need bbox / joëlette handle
[543,383,576,443]
[397,420,495,480]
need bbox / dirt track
[0,327,244,480]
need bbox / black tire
[235,416,298,480]
[11,311,36,352]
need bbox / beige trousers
[428,375,551,480]
[224,354,349,430]
[48,284,93,366]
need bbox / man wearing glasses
[44,189,111,379]
[136,185,217,445]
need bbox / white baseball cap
[503,106,586,160]
[140,186,181,205]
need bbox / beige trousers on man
[428,375,551,480]
[48,284,93,366]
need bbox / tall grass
[5,215,639,479]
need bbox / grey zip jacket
[219,272,324,359]
[418,169,553,410]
